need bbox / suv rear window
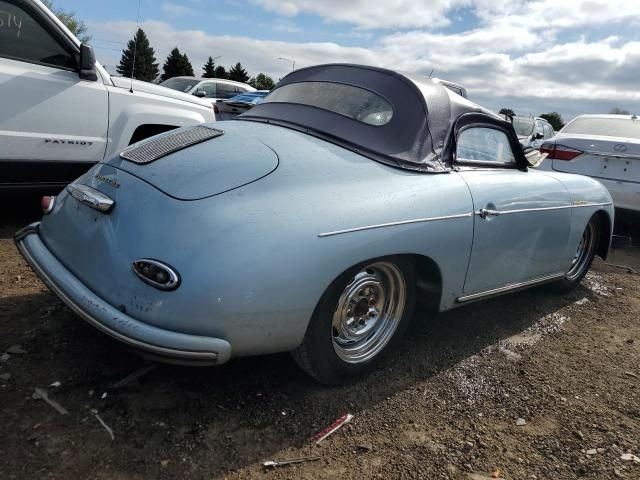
[512,117,534,136]
[262,81,393,126]
[159,77,199,93]
[563,117,640,138]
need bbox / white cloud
[161,2,193,16]
[253,0,466,29]
[90,0,640,120]
[91,20,376,80]
[253,0,640,31]
[272,20,302,33]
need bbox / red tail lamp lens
[539,144,583,161]
[41,196,55,214]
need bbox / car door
[454,123,573,297]
[0,0,108,185]
[530,120,547,148]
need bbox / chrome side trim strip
[318,212,473,238]
[475,202,612,217]
[457,272,565,303]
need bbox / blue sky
[51,0,640,121]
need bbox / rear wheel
[292,258,416,384]
[551,215,600,293]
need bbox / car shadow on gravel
[1,191,52,236]
[0,281,588,476]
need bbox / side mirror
[534,132,544,140]
[193,90,206,98]
[79,44,97,81]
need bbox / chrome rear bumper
[15,223,231,366]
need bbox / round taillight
[41,196,55,214]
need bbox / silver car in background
[539,114,640,214]
[513,116,555,149]
[159,76,255,119]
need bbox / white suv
[0,0,215,191]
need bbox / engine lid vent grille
[120,125,224,164]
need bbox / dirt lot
[1,215,639,479]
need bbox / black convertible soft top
[238,63,504,172]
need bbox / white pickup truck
[0,0,215,191]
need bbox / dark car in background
[216,91,270,119]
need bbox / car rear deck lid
[108,123,278,200]
[120,125,224,164]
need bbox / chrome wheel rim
[566,222,595,281]
[332,262,406,364]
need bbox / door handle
[478,208,501,219]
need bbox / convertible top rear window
[238,64,513,172]
[262,82,393,126]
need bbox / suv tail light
[213,104,220,114]
[539,143,583,161]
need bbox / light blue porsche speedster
[16,64,613,384]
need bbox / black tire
[292,257,416,385]
[550,215,600,293]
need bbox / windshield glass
[159,78,199,93]
[562,117,640,138]
[262,81,393,126]
[512,117,534,136]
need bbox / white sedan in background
[539,114,640,214]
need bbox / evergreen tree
[202,56,216,78]
[609,107,631,115]
[214,65,227,79]
[116,28,159,82]
[161,48,194,81]
[227,62,249,83]
[181,53,194,77]
[248,73,276,90]
[498,108,515,119]
[539,112,564,131]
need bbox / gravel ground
[0,216,639,480]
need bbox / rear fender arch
[594,210,612,260]
[304,253,444,333]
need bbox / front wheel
[551,215,600,293]
[292,258,416,385]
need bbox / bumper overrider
[14,223,231,366]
